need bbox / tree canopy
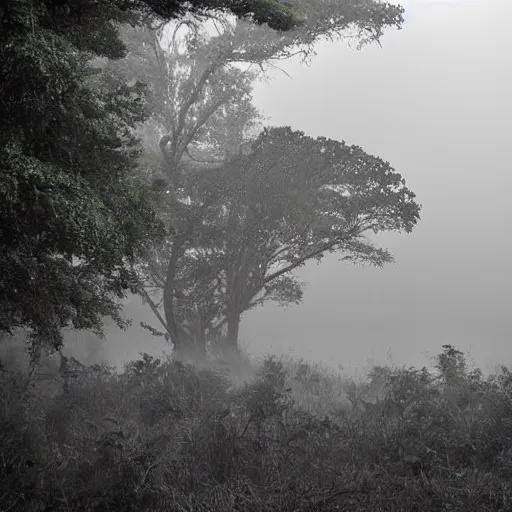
[141,127,421,356]
[0,0,309,356]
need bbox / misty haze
[80,0,512,376]
[1,0,511,510]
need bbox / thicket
[1,344,512,511]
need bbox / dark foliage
[2,346,512,511]
[0,0,303,354]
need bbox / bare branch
[139,288,170,336]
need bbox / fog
[81,0,511,375]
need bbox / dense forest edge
[1,341,512,511]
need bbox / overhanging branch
[139,287,171,337]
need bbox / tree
[110,0,406,358]
[0,0,304,358]
[101,22,264,357]
[145,127,421,355]
[215,127,420,350]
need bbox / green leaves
[2,148,121,261]
[0,1,162,351]
[225,0,302,31]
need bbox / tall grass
[1,343,512,511]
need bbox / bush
[2,345,512,511]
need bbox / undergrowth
[1,344,512,511]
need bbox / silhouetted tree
[145,127,420,355]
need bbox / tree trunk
[223,245,248,357]
[163,235,210,362]
[188,316,208,360]
[163,238,184,358]
[224,301,241,356]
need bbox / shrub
[2,345,512,511]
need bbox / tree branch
[177,91,236,159]
[139,287,171,336]
[159,134,173,166]
[263,233,358,285]
[174,63,218,149]
[184,147,225,165]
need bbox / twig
[139,462,160,489]
[237,416,254,440]
[3,495,22,512]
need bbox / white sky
[101,0,512,376]
[241,0,512,374]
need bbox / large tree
[144,127,421,355]
[0,0,305,357]
[106,0,406,358]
